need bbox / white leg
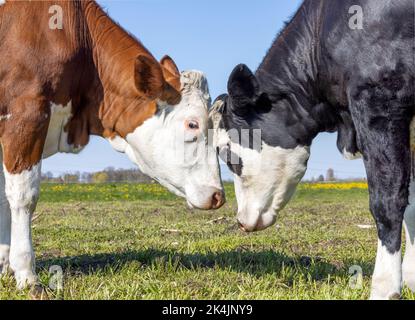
[403,180,415,291]
[0,151,11,275]
[370,240,402,300]
[4,162,41,289]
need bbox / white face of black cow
[210,65,310,231]
[109,71,225,210]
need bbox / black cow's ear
[227,64,260,107]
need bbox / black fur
[218,0,415,253]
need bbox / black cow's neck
[255,0,339,147]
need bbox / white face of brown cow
[109,71,225,210]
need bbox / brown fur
[0,0,181,173]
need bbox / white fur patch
[3,163,41,288]
[342,148,362,160]
[107,135,128,153]
[0,0,5,6]
[43,101,83,158]
[0,114,11,121]
[370,240,402,300]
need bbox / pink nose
[210,191,225,210]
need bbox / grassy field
[1,182,414,300]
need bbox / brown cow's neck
[84,2,139,92]
[80,1,157,139]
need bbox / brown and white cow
[0,0,224,289]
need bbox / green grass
[1,182,414,300]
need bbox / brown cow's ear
[160,83,182,105]
[160,55,180,78]
[134,55,165,99]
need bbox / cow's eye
[186,120,199,130]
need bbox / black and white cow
[211,0,414,299]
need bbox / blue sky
[43,0,367,180]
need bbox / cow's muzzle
[210,190,225,209]
[187,187,225,210]
[237,211,277,233]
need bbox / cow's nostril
[237,220,247,232]
[211,191,224,209]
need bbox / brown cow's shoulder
[0,0,181,173]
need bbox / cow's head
[210,64,310,231]
[108,55,225,210]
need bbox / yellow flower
[300,182,368,190]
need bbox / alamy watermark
[349,5,364,30]
[46,5,364,31]
[48,265,64,293]
[167,127,263,174]
[348,265,363,290]
[49,5,63,30]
